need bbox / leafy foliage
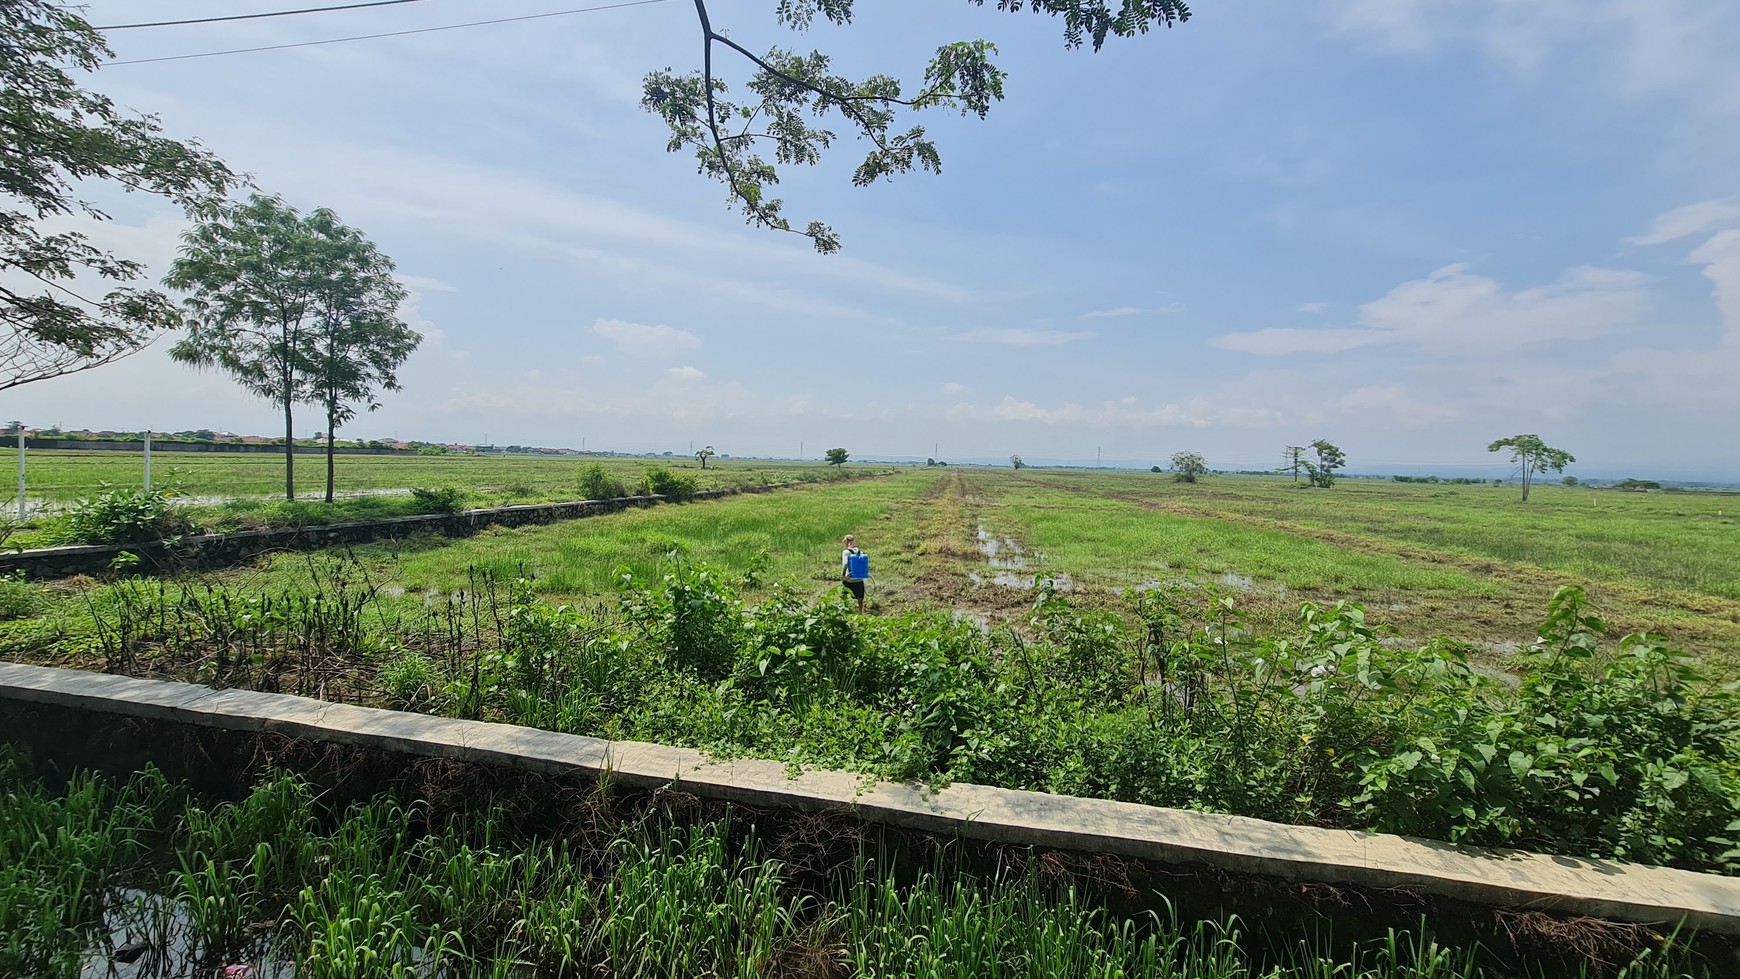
[1170,451,1207,482]
[641,466,699,500]
[1489,434,1575,502]
[578,463,629,500]
[825,447,848,466]
[166,195,416,502]
[408,486,467,514]
[52,485,194,545]
[373,559,1740,872]
[0,2,235,392]
[1303,438,1345,488]
[646,1,1192,251]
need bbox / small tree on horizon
[825,447,848,466]
[1488,435,1574,502]
[695,445,716,469]
[1170,451,1207,483]
[1303,439,1346,488]
[1010,454,1024,469]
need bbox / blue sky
[18,0,1740,477]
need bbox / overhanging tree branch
[650,0,1192,252]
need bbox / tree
[825,447,848,466]
[1150,465,1162,473]
[1,2,235,393]
[1170,451,1207,483]
[1010,454,1024,469]
[1302,439,1345,488]
[695,445,716,469]
[1488,435,1574,502]
[302,209,420,503]
[644,1,1194,253]
[167,195,324,501]
[1562,475,1579,487]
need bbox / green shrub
[52,485,194,544]
[578,463,627,501]
[408,486,467,514]
[641,466,698,501]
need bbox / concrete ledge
[2,661,1736,935]
[0,482,800,579]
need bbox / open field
[62,466,1726,666]
[15,449,852,504]
[3,467,1736,877]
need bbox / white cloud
[1630,198,1740,246]
[1689,228,1740,344]
[949,327,1095,347]
[665,365,705,380]
[1297,302,1329,313]
[942,382,965,394]
[397,273,456,294]
[591,318,701,359]
[1214,327,1389,356]
[1082,307,1144,319]
[1215,264,1649,356]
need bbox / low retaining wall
[21,438,411,455]
[1,662,1735,935]
[1,484,794,579]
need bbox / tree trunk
[325,401,337,504]
[1521,461,1532,503]
[283,394,295,501]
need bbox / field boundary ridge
[0,483,803,579]
[1,661,1735,934]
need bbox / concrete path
[2,661,1736,934]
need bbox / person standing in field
[840,533,867,612]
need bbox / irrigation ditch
[2,662,1737,978]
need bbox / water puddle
[971,525,1073,591]
[975,525,1028,569]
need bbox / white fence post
[144,431,152,491]
[15,430,23,521]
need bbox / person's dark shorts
[842,578,865,601]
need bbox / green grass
[1005,471,1740,600]
[194,471,939,601]
[1,755,1714,979]
[16,449,858,504]
[8,450,892,547]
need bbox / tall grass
[0,753,1719,978]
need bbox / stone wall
[0,484,793,579]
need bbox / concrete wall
[0,484,794,579]
[0,661,1735,936]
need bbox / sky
[13,0,1740,477]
